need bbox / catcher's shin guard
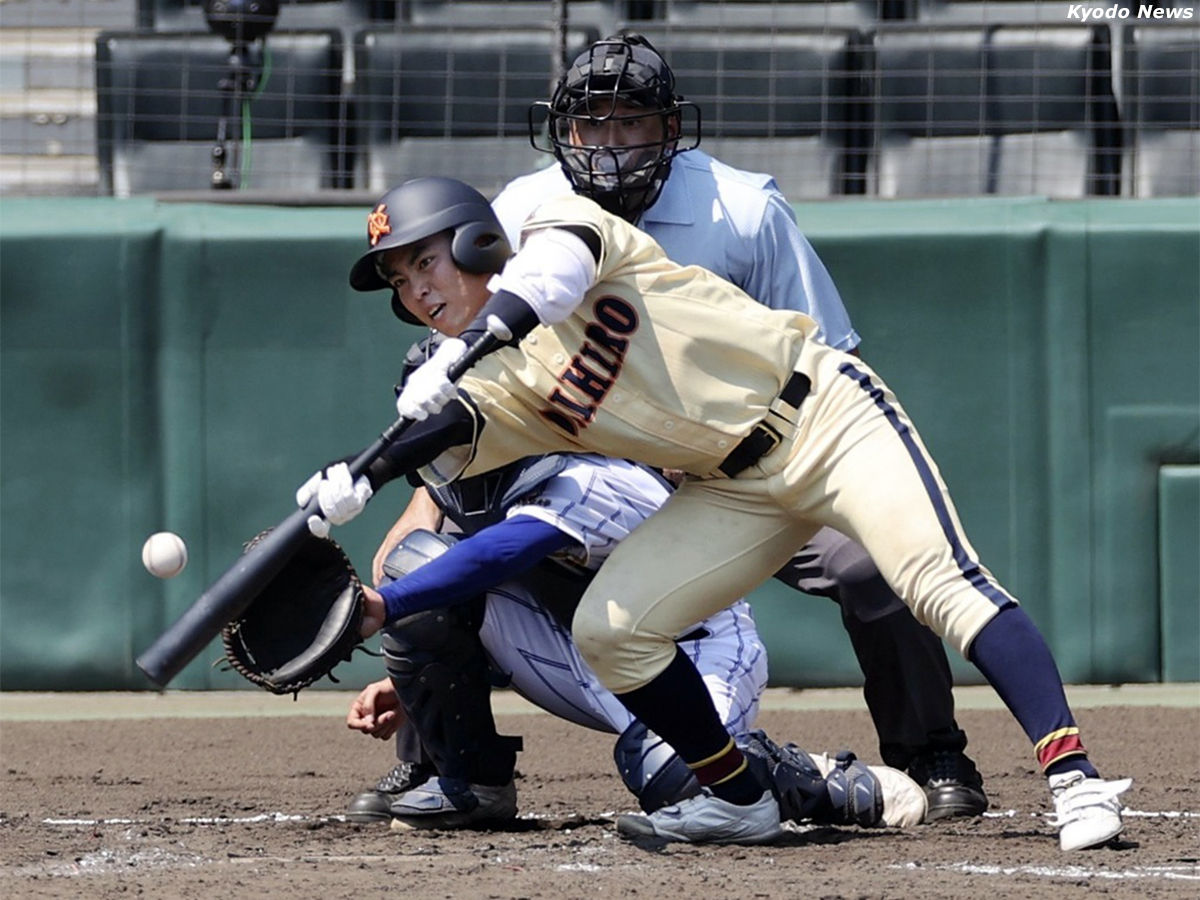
[738,730,834,823]
[740,731,908,828]
[382,599,521,786]
[614,720,701,812]
[818,750,887,828]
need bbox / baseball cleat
[1049,772,1132,851]
[346,761,436,823]
[389,776,517,830]
[870,763,929,828]
[616,789,783,845]
[908,749,989,820]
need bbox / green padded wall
[1160,466,1200,683]
[1,197,1197,690]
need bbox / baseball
[142,532,188,579]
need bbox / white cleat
[872,765,929,827]
[1048,772,1132,851]
[617,789,783,845]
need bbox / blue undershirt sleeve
[377,514,576,623]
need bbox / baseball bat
[135,325,508,688]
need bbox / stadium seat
[139,0,387,32]
[351,26,598,196]
[95,30,348,195]
[626,25,868,197]
[661,0,896,31]
[1121,22,1200,197]
[403,0,624,32]
[915,0,1094,25]
[866,24,1120,197]
[867,26,991,196]
[988,24,1121,196]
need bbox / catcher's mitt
[220,528,366,696]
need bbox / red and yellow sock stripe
[687,738,747,786]
[1035,727,1087,771]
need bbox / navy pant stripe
[836,362,1012,608]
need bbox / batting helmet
[534,33,699,222]
[349,177,512,325]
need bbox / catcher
[225,391,927,831]
[332,442,926,831]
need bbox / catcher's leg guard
[817,750,886,828]
[738,730,834,824]
[382,599,522,787]
[739,731,928,828]
[613,720,701,812]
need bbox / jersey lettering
[538,296,640,437]
[539,405,582,436]
[579,343,620,376]
[562,359,612,402]
[595,297,639,333]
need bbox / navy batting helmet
[349,177,512,324]
[534,33,699,222]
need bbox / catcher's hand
[346,678,406,741]
[360,585,387,639]
[221,528,367,696]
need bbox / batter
[309,176,1131,850]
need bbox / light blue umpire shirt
[491,147,861,352]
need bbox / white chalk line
[39,813,349,826]
[981,809,1200,820]
[14,845,1198,883]
[893,861,1200,882]
[3,845,209,878]
[6,810,1199,883]
[27,807,1199,828]
[1,846,411,878]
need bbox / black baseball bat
[135,326,507,687]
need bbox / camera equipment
[203,0,280,189]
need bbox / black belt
[718,371,811,478]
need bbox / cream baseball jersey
[437,194,818,483]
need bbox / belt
[718,371,811,478]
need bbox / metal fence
[1,0,1196,199]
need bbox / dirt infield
[2,688,1197,900]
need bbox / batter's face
[376,232,491,336]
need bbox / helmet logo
[367,204,392,247]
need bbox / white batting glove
[296,469,334,538]
[395,337,468,421]
[296,470,322,509]
[295,462,374,537]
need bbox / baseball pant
[478,582,767,738]
[776,527,969,765]
[392,580,769,768]
[573,340,1014,694]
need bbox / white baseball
[142,532,188,579]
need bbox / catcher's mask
[532,33,700,222]
[349,176,512,325]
